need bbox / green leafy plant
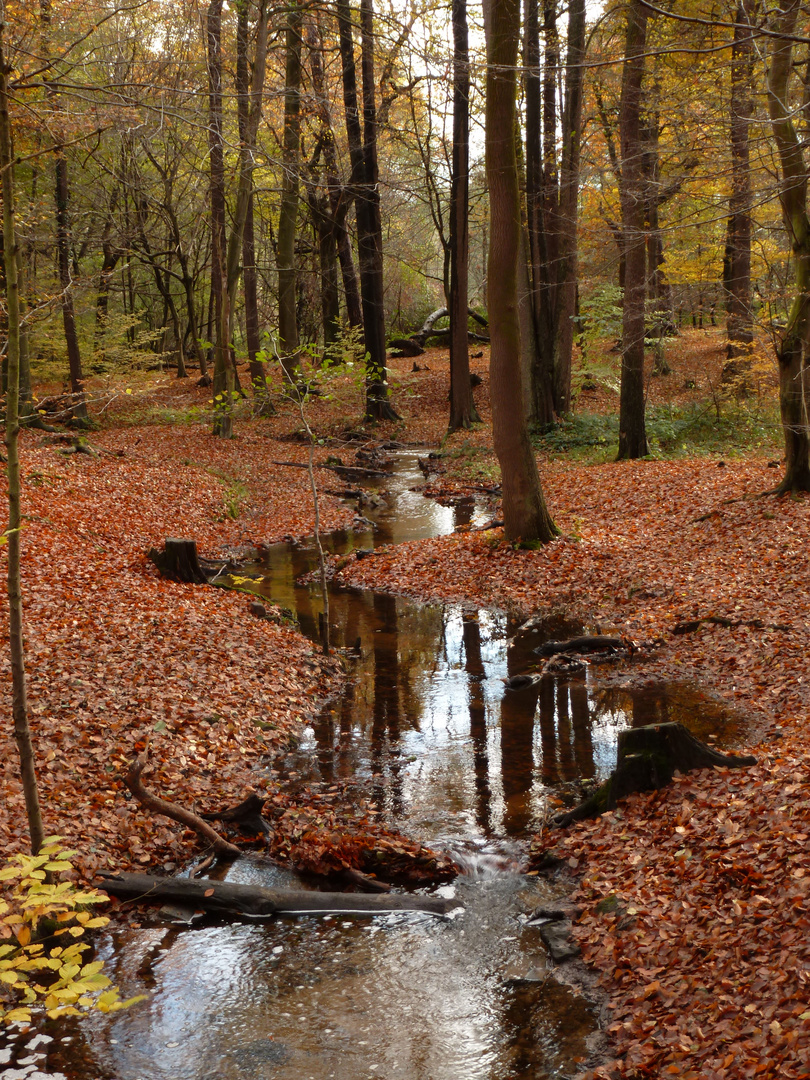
[0,839,146,1024]
[573,284,624,396]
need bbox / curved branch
[124,756,241,857]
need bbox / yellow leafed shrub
[0,837,146,1024]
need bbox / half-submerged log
[536,635,627,657]
[556,722,756,827]
[146,538,208,584]
[96,871,458,917]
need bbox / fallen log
[555,722,756,827]
[536,635,628,657]
[96,871,458,917]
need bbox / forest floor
[1,326,808,1078]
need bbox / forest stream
[10,453,751,1080]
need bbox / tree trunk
[206,0,233,436]
[236,0,271,414]
[766,0,810,492]
[0,27,46,854]
[552,0,586,414]
[484,0,558,543]
[306,14,363,335]
[146,539,209,585]
[523,0,555,428]
[358,0,397,420]
[617,0,650,460]
[277,2,303,380]
[723,0,754,390]
[41,0,89,427]
[448,0,477,431]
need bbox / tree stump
[556,722,756,827]
[200,793,271,837]
[147,539,208,584]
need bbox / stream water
[7,454,750,1080]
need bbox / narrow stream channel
[14,453,749,1080]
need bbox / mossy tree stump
[147,538,208,585]
[556,722,756,827]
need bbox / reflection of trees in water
[569,681,595,779]
[371,593,403,815]
[462,611,492,834]
[500,681,541,836]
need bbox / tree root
[555,722,756,827]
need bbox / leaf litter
[1,342,808,1076]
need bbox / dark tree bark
[552,0,586,414]
[40,0,88,424]
[723,0,754,389]
[523,0,555,428]
[236,0,271,413]
[617,0,650,460]
[206,0,233,435]
[0,31,45,854]
[306,15,363,336]
[767,0,810,492]
[337,0,397,420]
[358,0,397,420]
[485,0,558,543]
[448,0,478,431]
[146,539,209,585]
[556,723,756,827]
[523,0,585,423]
[277,1,303,380]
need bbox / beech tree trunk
[617,0,650,460]
[277,2,303,380]
[358,0,397,420]
[206,0,233,436]
[448,0,477,431]
[523,0,554,428]
[484,0,558,543]
[0,23,45,854]
[767,0,810,492]
[306,15,363,336]
[41,0,88,425]
[236,0,271,413]
[552,0,586,415]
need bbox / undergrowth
[536,402,782,460]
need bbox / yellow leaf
[3,1008,32,1023]
[15,925,30,947]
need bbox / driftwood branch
[96,871,456,917]
[125,756,241,857]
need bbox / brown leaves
[540,753,810,1078]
